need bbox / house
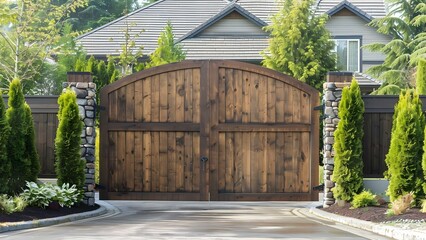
[77,0,391,90]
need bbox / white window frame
[332,39,360,72]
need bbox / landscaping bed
[321,203,426,223]
[0,204,99,223]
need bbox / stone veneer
[62,81,96,206]
[322,72,352,208]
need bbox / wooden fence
[2,95,59,178]
[362,95,426,178]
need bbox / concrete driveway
[0,201,390,240]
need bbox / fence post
[64,72,96,206]
[322,72,352,208]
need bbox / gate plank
[168,71,176,123]
[176,132,185,192]
[292,133,301,193]
[250,132,259,192]
[134,132,143,192]
[167,132,177,192]
[276,81,284,123]
[159,73,168,122]
[117,131,126,191]
[233,132,243,193]
[267,77,276,123]
[242,71,250,123]
[117,87,126,122]
[184,69,193,123]
[258,75,267,123]
[193,69,201,123]
[151,132,160,192]
[267,132,276,193]
[284,132,295,192]
[159,132,168,192]
[275,133,284,192]
[219,68,226,123]
[299,132,310,193]
[176,70,185,123]
[258,132,267,193]
[109,91,118,122]
[225,132,234,192]
[284,85,293,123]
[143,132,152,192]
[184,132,193,192]
[192,133,200,192]
[218,133,226,192]
[135,80,143,122]
[242,132,251,193]
[225,69,234,122]
[125,132,135,191]
[109,132,118,191]
[151,75,160,122]
[234,70,243,122]
[143,77,152,122]
[250,73,260,123]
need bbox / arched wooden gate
[100,60,319,201]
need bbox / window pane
[348,40,359,71]
[335,40,347,71]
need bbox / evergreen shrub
[386,90,425,202]
[55,89,85,190]
[332,80,364,201]
[0,97,10,194]
[6,79,31,193]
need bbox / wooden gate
[100,60,319,201]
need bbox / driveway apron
[0,201,390,240]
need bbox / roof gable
[177,3,267,42]
[326,0,374,22]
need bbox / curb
[310,207,426,240]
[0,201,111,233]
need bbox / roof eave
[176,3,268,43]
[326,0,374,22]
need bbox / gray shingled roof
[314,0,387,18]
[77,0,387,86]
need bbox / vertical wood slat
[125,132,135,191]
[176,132,185,192]
[134,132,143,192]
[234,70,243,122]
[242,132,251,193]
[225,132,234,192]
[167,132,176,192]
[233,132,243,193]
[225,69,234,122]
[143,132,151,192]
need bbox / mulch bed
[0,204,99,223]
[321,202,426,223]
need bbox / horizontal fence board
[360,95,426,178]
[2,95,58,178]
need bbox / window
[333,39,360,72]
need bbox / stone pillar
[322,72,352,208]
[64,72,96,206]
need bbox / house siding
[326,15,391,71]
[198,16,266,37]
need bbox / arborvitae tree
[386,90,425,202]
[55,89,85,190]
[0,96,10,194]
[416,59,426,95]
[146,21,186,68]
[24,103,39,182]
[332,80,365,201]
[6,79,30,193]
[262,0,335,90]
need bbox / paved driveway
[0,201,390,240]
